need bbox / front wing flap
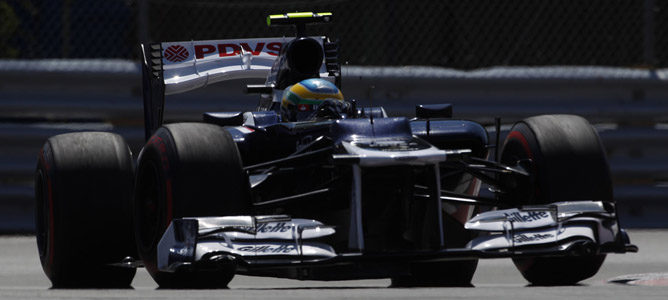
[464,201,635,254]
[157,215,336,272]
[156,201,636,276]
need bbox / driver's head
[280,78,346,122]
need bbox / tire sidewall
[134,123,250,287]
[500,115,612,285]
[36,141,58,281]
[501,115,612,204]
[134,128,176,277]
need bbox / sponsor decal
[504,211,550,223]
[257,222,293,233]
[238,244,296,254]
[513,233,554,243]
[194,42,282,59]
[354,139,426,152]
[298,104,311,111]
[164,45,190,62]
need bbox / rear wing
[140,12,340,140]
[140,37,329,139]
[145,37,328,96]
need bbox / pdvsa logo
[164,45,190,62]
[194,42,282,59]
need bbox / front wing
[157,201,636,280]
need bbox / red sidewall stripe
[507,128,542,199]
[148,134,174,228]
[38,149,55,274]
[507,130,534,159]
[47,178,54,270]
[46,178,55,266]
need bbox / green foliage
[0,1,20,58]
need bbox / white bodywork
[195,217,336,260]
[157,201,622,272]
[159,37,328,95]
[158,216,336,272]
[340,140,447,167]
[465,201,618,251]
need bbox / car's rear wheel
[500,114,611,285]
[35,132,136,288]
[134,123,250,288]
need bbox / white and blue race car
[35,12,636,288]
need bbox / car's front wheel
[500,114,611,285]
[133,123,250,288]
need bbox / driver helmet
[281,78,346,122]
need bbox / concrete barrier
[1,60,667,232]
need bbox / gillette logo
[504,211,550,223]
[238,244,296,254]
[513,233,554,243]
[257,222,293,233]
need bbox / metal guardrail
[1,60,667,232]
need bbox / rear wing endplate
[140,43,165,141]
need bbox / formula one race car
[35,12,636,288]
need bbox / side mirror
[245,84,274,94]
[415,104,453,119]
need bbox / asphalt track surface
[1,230,666,299]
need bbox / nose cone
[331,117,412,143]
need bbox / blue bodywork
[411,119,488,157]
[204,109,489,165]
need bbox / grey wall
[2,60,667,232]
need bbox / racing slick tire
[134,123,250,289]
[500,114,612,285]
[35,132,136,288]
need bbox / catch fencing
[1,61,667,232]
[2,0,668,68]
